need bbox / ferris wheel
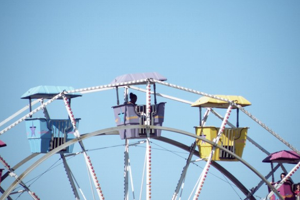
[0,72,299,200]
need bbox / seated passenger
[269,173,296,200]
[294,183,300,199]
[128,93,137,105]
[271,173,293,185]
[280,173,293,185]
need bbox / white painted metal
[193,105,232,200]
[1,77,296,200]
[152,79,300,155]
[145,80,152,200]
[128,151,136,200]
[62,94,105,200]
[0,99,39,128]
[172,109,211,200]
[124,139,129,200]
[0,155,40,200]
[60,153,80,200]
[129,86,193,105]
[0,125,283,200]
[0,93,63,135]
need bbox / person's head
[297,184,300,190]
[280,173,287,180]
[129,93,137,104]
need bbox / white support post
[172,109,211,200]
[60,153,80,200]
[146,138,151,200]
[128,157,136,200]
[124,139,129,200]
[124,86,129,103]
[146,80,152,200]
[193,105,232,200]
[62,94,105,200]
[172,143,196,200]
[124,139,136,200]
[40,99,50,120]
[146,80,151,128]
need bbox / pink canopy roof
[262,150,300,164]
[0,140,6,148]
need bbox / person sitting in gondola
[280,173,293,185]
[271,173,293,185]
[128,93,137,105]
[268,173,296,200]
[294,183,300,200]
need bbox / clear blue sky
[0,1,300,199]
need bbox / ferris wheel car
[21,85,81,153]
[111,72,167,139]
[192,95,251,161]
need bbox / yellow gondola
[192,95,251,161]
[191,95,251,108]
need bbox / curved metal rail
[0,125,283,200]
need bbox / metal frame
[0,125,283,200]
[1,77,299,200]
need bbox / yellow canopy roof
[191,95,251,108]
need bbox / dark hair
[129,93,137,104]
[280,173,287,180]
[130,93,136,99]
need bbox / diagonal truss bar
[130,84,295,169]
[0,155,40,200]
[0,92,63,135]
[152,79,300,155]
[0,153,38,200]
[172,142,196,200]
[172,108,211,200]
[193,105,233,200]
[0,78,149,136]
[245,163,281,200]
[0,99,39,128]
[210,109,272,155]
[62,94,105,200]
[60,153,80,200]
[237,105,300,155]
[210,108,292,198]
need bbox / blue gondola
[21,86,81,153]
[111,72,167,139]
